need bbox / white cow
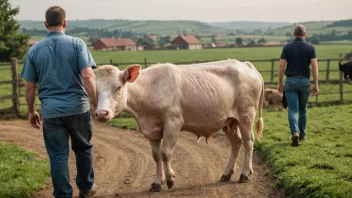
[95,59,264,192]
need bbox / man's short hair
[45,6,66,27]
[294,25,306,37]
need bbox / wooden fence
[0,58,352,116]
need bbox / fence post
[326,59,330,83]
[110,59,113,65]
[270,59,275,83]
[144,58,148,69]
[339,71,344,103]
[11,58,20,117]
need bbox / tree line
[327,19,352,28]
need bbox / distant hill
[19,20,292,35]
[19,19,352,44]
[209,21,291,32]
[19,19,230,35]
[269,20,352,36]
[327,19,352,27]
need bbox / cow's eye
[116,86,122,91]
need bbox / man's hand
[29,111,41,129]
[311,84,319,96]
[278,82,284,93]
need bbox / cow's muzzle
[95,110,112,122]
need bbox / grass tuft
[0,142,50,198]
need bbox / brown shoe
[79,184,97,198]
[291,132,300,147]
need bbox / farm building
[171,35,202,50]
[93,38,137,51]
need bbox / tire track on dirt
[0,120,285,198]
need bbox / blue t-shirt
[280,37,317,78]
[21,31,96,119]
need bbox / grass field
[0,142,49,198]
[106,105,352,198]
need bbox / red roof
[97,38,136,47]
[171,35,202,44]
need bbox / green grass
[0,141,50,198]
[91,44,352,65]
[106,105,352,198]
[256,104,352,198]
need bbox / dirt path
[0,120,284,198]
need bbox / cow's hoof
[149,183,162,192]
[219,174,232,182]
[167,180,174,189]
[239,173,249,183]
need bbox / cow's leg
[149,140,165,192]
[161,117,183,189]
[220,119,242,182]
[238,112,256,182]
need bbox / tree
[310,36,320,45]
[136,34,154,47]
[257,37,267,44]
[211,35,217,43]
[0,0,30,61]
[88,36,99,45]
[285,32,292,37]
[158,35,171,46]
[235,37,243,45]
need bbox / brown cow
[264,88,284,109]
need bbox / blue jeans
[284,77,311,138]
[43,110,94,198]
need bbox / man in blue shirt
[278,25,319,147]
[21,6,98,197]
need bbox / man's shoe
[79,184,97,198]
[291,132,300,147]
[299,136,306,141]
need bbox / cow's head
[95,64,141,122]
[339,61,352,82]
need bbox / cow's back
[177,60,263,134]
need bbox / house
[93,38,137,51]
[171,35,202,50]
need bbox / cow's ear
[123,64,141,83]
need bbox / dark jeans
[284,77,311,138]
[43,110,94,198]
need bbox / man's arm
[25,81,41,129]
[311,58,319,96]
[278,59,287,93]
[81,67,98,112]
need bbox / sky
[10,0,352,23]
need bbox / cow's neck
[123,72,149,119]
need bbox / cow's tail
[251,62,264,142]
